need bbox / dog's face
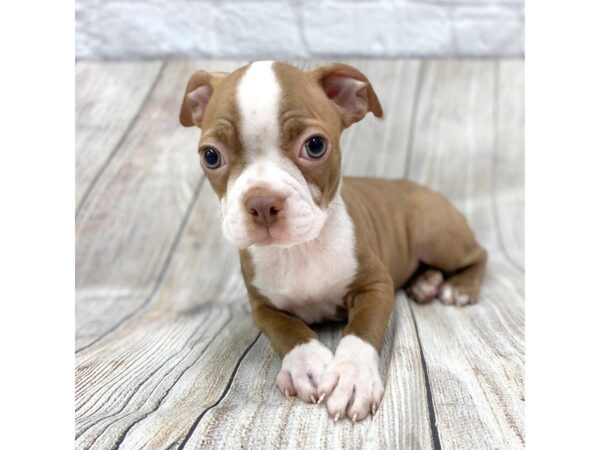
[179,62,382,249]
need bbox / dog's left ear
[308,63,383,127]
[179,71,229,128]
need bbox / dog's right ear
[179,71,228,128]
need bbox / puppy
[179,61,487,422]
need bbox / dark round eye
[303,135,327,159]
[202,146,222,169]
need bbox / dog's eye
[201,146,222,169]
[302,135,327,159]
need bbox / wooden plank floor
[75,59,524,450]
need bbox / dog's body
[179,61,486,422]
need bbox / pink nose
[245,194,285,228]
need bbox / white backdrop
[76,0,524,61]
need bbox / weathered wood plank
[407,61,494,218]
[412,262,524,449]
[75,60,245,350]
[407,60,525,449]
[494,60,524,271]
[76,61,163,209]
[75,182,253,449]
[75,308,258,450]
[340,59,422,177]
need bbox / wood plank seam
[79,344,190,443]
[76,308,232,441]
[409,305,442,450]
[402,61,442,449]
[491,61,524,274]
[108,312,236,450]
[76,61,166,218]
[403,61,426,179]
[408,61,524,448]
[76,352,181,439]
[176,332,262,450]
[76,177,206,354]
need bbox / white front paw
[276,339,334,403]
[318,335,384,422]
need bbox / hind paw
[439,283,479,307]
[406,270,444,303]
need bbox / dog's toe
[277,339,333,403]
[318,340,384,422]
[406,270,444,303]
[439,283,478,306]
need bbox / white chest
[248,198,358,324]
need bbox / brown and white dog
[179,61,487,422]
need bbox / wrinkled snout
[244,190,286,229]
[221,160,327,248]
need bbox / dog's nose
[245,194,285,228]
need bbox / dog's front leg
[318,272,394,422]
[250,295,334,404]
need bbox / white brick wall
[76,0,524,60]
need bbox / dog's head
[179,61,382,249]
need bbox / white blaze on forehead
[236,61,281,158]
[222,61,328,250]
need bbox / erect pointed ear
[179,71,229,128]
[307,63,383,127]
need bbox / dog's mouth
[250,232,285,248]
[243,219,323,249]
[249,225,315,249]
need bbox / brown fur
[341,178,486,351]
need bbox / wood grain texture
[339,59,422,178]
[75,60,244,351]
[494,60,525,271]
[75,61,164,210]
[75,59,524,450]
[407,60,525,449]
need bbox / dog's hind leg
[421,234,487,306]
[411,191,488,306]
[435,246,487,306]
